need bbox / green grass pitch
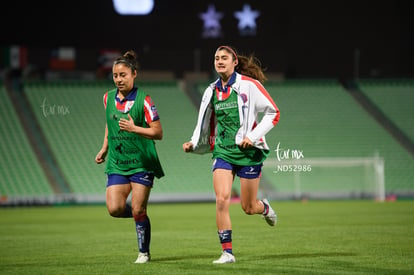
[0,200,413,274]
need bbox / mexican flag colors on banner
[2,45,27,69]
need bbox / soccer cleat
[262,198,277,226]
[213,251,236,264]
[135,252,150,264]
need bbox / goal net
[260,153,385,201]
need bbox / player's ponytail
[236,54,267,84]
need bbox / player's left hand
[119,114,135,132]
[239,137,253,149]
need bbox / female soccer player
[95,50,164,264]
[183,45,280,264]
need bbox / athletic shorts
[106,171,154,187]
[212,158,262,179]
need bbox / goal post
[261,153,385,201]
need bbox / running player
[95,50,164,264]
[183,45,280,264]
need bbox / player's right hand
[182,142,193,152]
[95,150,107,164]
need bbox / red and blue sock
[218,230,232,254]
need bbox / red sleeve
[143,95,160,123]
[103,92,108,109]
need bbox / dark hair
[113,50,139,72]
[216,45,267,83]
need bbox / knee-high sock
[134,213,151,253]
